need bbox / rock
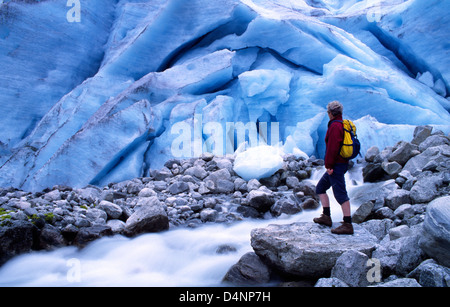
[246,188,275,213]
[43,189,62,202]
[250,222,378,278]
[403,145,450,176]
[418,134,450,152]
[138,188,157,198]
[419,196,450,267]
[73,225,113,248]
[301,198,319,210]
[234,178,247,192]
[330,250,370,287]
[369,278,422,287]
[125,197,169,235]
[388,141,418,166]
[389,225,412,241]
[167,181,189,195]
[85,208,107,224]
[373,146,393,163]
[314,277,349,287]
[184,166,208,180]
[39,224,65,250]
[410,174,443,203]
[372,233,425,277]
[350,179,397,207]
[286,176,299,189]
[106,219,126,234]
[352,201,374,224]
[247,179,261,191]
[152,167,173,181]
[205,168,231,185]
[214,179,235,194]
[200,208,218,222]
[365,146,380,163]
[76,186,101,203]
[411,126,433,146]
[0,220,35,266]
[362,163,388,183]
[237,205,260,218]
[407,259,450,287]
[384,189,411,211]
[393,204,414,220]
[381,161,402,177]
[98,200,123,220]
[361,219,395,241]
[222,252,271,286]
[270,196,301,217]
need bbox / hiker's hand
[327,168,334,175]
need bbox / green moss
[44,213,55,223]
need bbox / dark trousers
[315,163,350,205]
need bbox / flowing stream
[0,166,364,286]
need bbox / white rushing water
[0,166,364,287]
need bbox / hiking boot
[331,222,354,235]
[313,214,332,227]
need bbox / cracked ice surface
[0,0,449,190]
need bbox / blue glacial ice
[0,0,449,190]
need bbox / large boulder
[125,197,169,236]
[419,196,450,267]
[0,220,35,266]
[410,174,443,204]
[372,232,425,277]
[388,141,419,166]
[403,145,450,176]
[246,188,275,213]
[250,222,378,278]
[222,252,271,286]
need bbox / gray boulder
[350,179,397,207]
[403,145,450,177]
[270,196,302,217]
[314,277,349,287]
[361,219,395,241]
[418,134,450,152]
[125,197,169,235]
[384,189,411,211]
[369,278,421,287]
[410,173,443,204]
[73,225,113,248]
[388,141,418,166]
[222,252,271,286]
[372,233,425,277]
[98,200,123,219]
[419,196,450,267]
[246,188,275,213]
[362,163,388,183]
[250,222,378,278]
[167,181,189,194]
[0,220,35,266]
[365,146,380,163]
[331,250,370,287]
[411,126,433,146]
[407,259,450,287]
[352,201,374,224]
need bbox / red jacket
[324,114,348,169]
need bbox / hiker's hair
[327,100,343,116]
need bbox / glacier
[0,0,449,191]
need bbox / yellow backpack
[332,119,361,160]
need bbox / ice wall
[0,0,449,191]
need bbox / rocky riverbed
[1,126,449,287]
[0,151,323,266]
[223,126,450,287]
